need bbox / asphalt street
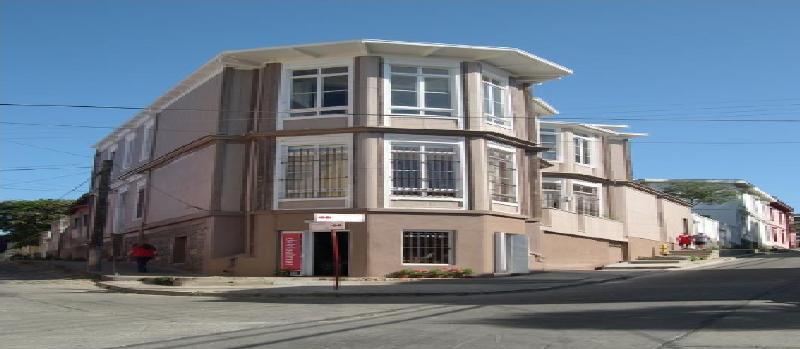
[1,252,798,349]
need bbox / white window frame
[122,132,135,170]
[273,133,353,209]
[140,119,154,162]
[401,230,454,266]
[133,181,146,220]
[382,57,463,127]
[539,126,561,162]
[542,177,566,210]
[487,142,519,207]
[570,180,603,217]
[573,133,594,167]
[481,68,513,129]
[278,58,354,129]
[383,134,468,209]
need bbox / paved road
[1,253,798,349]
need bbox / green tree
[0,199,74,247]
[659,182,739,206]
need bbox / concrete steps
[636,256,690,261]
[602,262,682,270]
[629,259,682,265]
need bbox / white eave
[95,39,572,149]
[540,120,648,138]
[532,97,559,116]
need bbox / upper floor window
[289,66,349,117]
[487,145,517,203]
[542,179,564,209]
[141,120,154,161]
[483,76,510,127]
[122,134,135,169]
[278,141,348,200]
[573,133,593,166]
[388,65,453,117]
[573,182,600,216]
[390,142,460,198]
[540,127,559,161]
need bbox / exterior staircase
[602,249,718,270]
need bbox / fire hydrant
[660,243,669,255]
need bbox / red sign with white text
[281,232,303,271]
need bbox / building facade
[91,40,573,276]
[692,213,726,248]
[532,121,693,269]
[641,179,794,249]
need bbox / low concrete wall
[532,230,625,270]
[627,236,663,260]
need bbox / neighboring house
[768,200,794,249]
[38,230,52,258]
[692,213,726,248]
[45,216,70,258]
[534,120,693,269]
[58,193,93,260]
[640,179,793,249]
[91,39,572,276]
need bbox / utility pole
[87,160,112,272]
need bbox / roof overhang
[540,120,648,138]
[532,97,559,116]
[95,39,572,149]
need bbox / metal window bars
[488,148,516,203]
[402,231,451,264]
[391,144,459,198]
[282,145,347,199]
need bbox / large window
[289,66,349,117]
[488,146,517,203]
[389,65,453,117]
[542,179,564,209]
[141,120,154,161]
[281,144,348,199]
[122,135,134,169]
[574,133,593,166]
[573,182,600,216]
[402,231,453,264]
[390,143,459,198]
[540,127,558,161]
[483,76,510,127]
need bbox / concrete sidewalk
[94,270,646,298]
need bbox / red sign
[281,232,303,271]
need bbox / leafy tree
[0,199,74,247]
[659,182,739,206]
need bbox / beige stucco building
[532,120,693,269]
[92,40,574,276]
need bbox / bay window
[540,127,559,161]
[388,65,454,117]
[289,66,349,117]
[573,182,600,216]
[574,133,593,166]
[488,145,517,203]
[483,76,510,127]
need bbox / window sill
[575,163,596,169]
[388,113,459,120]
[282,113,350,121]
[278,197,347,202]
[485,120,514,130]
[401,263,452,267]
[492,200,519,207]
[390,196,463,202]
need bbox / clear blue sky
[1,0,798,207]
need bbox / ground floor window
[402,231,452,264]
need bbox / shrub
[147,277,176,286]
[387,267,473,278]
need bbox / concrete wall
[660,197,693,245]
[147,146,216,223]
[532,230,625,270]
[617,186,661,241]
[154,73,223,158]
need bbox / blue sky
[1,0,798,207]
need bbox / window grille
[402,231,452,264]
[390,143,458,198]
[488,148,516,203]
[282,145,347,199]
[573,183,600,216]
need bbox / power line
[0,166,92,172]
[57,178,90,199]
[2,171,88,186]
[5,141,93,158]
[147,183,208,211]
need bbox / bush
[146,277,177,286]
[386,267,473,278]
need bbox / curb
[93,273,642,298]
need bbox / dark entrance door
[313,231,349,276]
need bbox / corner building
[93,40,572,276]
